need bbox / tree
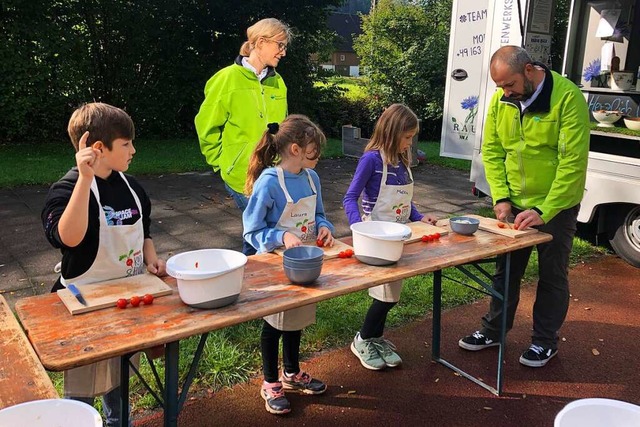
[0,0,342,143]
[354,0,452,135]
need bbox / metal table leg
[431,253,511,396]
[120,354,131,427]
[164,341,180,427]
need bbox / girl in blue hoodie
[243,114,335,415]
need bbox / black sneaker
[260,382,291,415]
[519,344,558,367]
[458,331,500,351]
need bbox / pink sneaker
[281,371,327,395]
[260,381,291,415]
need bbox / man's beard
[518,77,536,101]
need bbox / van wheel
[608,205,640,268]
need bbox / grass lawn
[0,138,345,188]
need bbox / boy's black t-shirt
[42,168,152,289]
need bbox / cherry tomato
[142,294,154,305]
[434,233,441,240]
[130,295,141,307]
[116,298,128,309]
[316,239,325,247]
[497,222,506,229]
[345,249,354,257]
[514,224,519,230]
[338,251,346,258]
[421,235,429,242]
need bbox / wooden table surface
[0,295,58,410]
[15,228,552,372]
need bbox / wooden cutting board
[465,214,538,238]
[405,221,449,243]
[274,239,354,259]
[57,274,173,315]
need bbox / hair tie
[267,122,279,135]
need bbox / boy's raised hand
[76,131,101,178]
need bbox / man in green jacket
[195,18,289,256]
[459,46,590,367]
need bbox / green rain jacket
[195,57,288,194]
[482,64,590,223]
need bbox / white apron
[61,172,145,397]
[366,158,414,303]
[264,167,318,331]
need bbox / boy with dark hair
[42,102,166,426]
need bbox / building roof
[327,12,363,52]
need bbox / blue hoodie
[243,167,335,253]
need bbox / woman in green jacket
[195,18,290,255]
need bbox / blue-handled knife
[67,283,88,306]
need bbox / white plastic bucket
[554,398,640,427]
[350,221,412,266]
[166,249,248,309]
[0,399,102,426]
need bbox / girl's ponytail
[245,127,279,195]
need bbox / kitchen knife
[67,283,88,306]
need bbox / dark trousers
[360,299,397,339]
[71,386,131,427]
[481,205,579,349]
[261,320,302,383]
[224,182,257,256]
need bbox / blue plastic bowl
[449,217,480,235]
[283,264,322,285]
[282,246,324,263]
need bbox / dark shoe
[281,371,327,395]
[260,382,291,415]
[519,344,558,367]
[458,331,500,351]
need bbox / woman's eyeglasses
[267,40,288,52]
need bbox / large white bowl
[0,399,102,427]
[624,117,640,131]
[350,221,412,266]
[166,249,247,309]
[610,71,634,91]
[554,398,640,427]
[592,110,623,127]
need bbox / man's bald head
[490,46,534,75]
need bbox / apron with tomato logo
[366,156,414,302]
[60,172,144,397]
[263,167,318,331]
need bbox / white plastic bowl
[350,221,412,266]
[554,398,640,427]
[592,110,622,127]
[166,249,247,309]
[0,399,102,427]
